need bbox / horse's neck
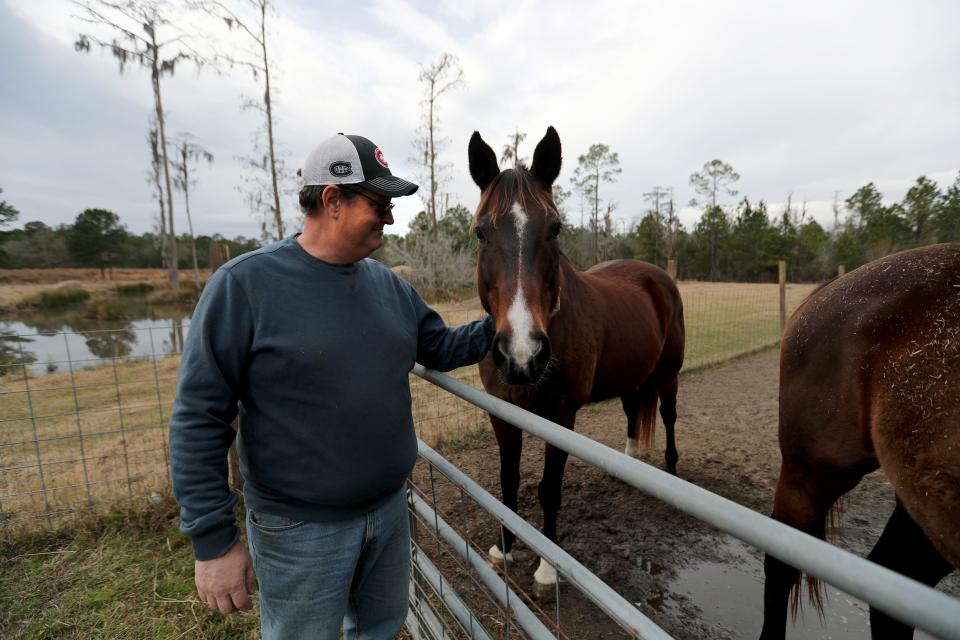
[554,254,594,326]
[558,253,590,296]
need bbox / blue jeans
[246,486,411,640]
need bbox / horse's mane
[472,167,558,228]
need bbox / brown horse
[761,243,960,639]
[468,127,685,592]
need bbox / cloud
[2,0,958,240]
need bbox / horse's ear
[530,126,562,187]
[469,131,500,191]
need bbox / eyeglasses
[339,185,395,217]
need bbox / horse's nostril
[531,340,543,356]
[497,338,510,359]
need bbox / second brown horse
[761,243,960,639]
[468,127,685,592]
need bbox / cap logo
[375,148,389,168]
[330,161,353,177]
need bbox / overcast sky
[2,0,958,240]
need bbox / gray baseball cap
[300,133,419,197]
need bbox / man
[169,133,493,639]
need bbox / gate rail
[410,364,960,640]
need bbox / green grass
[0,497,259,639]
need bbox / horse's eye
[549,221,562,239]
[475,227,487,242]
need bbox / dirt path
[413,348,959,639]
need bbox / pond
[0,301,193,377]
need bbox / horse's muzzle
[491,331,552,385]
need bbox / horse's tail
[788,497,846,620]
[636,384,659,448]
[790,573,828,623]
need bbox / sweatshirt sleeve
[410,286,495,372]
[169,268,254,561]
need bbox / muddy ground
[412,348,959,640]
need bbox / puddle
[649,535,939,639]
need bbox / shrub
[385,233,475,301]
[115,282,155,297]
[18,288,91,310]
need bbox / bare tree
[643,185,670,263]
[663,187,679,260]
[832,190,842,237]
[147,123,168,268]
[500,128,527,168]
[413,53,463,235]
[74,0,209,293]
[170,133,214,287]
[197,0,286,240]
[572,144,622,264]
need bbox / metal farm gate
[404,364,960,640]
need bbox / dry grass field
[0,269,202,310]
[0,268,176,285]
[0,280,817,531]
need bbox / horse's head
[469,127,563,385]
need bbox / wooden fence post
[209,243,231,273]
[779,260,787,334]
[666,259,677,281]
[838,264,846,277]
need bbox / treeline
[375,172,960,294]
[656,175,960,281]
[0,216,259,273]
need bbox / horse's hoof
[487,544,513,569]
[624,438,640,458]
[533,578,558,600]
[532,558,558,599]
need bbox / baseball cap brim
[361,175,419,197]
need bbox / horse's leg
[489,416,523,565]
[533,410,576,595]
[760,463,863,640]
[659,374,679,475]
[621,394,640,458]
[865,500,953,640]
[533,441,570,595]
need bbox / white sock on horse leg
[624,438,639,457]
[488,544,513,563]
[534,558,558,585]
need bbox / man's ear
[321,185,342,218]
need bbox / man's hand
[195,539,256,614]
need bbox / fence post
[209,243,231,273]
[778,260,787,334]
[838,264,846,277]
[666,259,677,281]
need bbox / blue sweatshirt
[169,236,493,560]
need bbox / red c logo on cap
[375,148,389,168]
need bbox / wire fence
[0,280,815,531]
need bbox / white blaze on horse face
[505,201,540,371]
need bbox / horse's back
[583,259,683,322]
[577,259,685,398]
[782,243,960,565]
